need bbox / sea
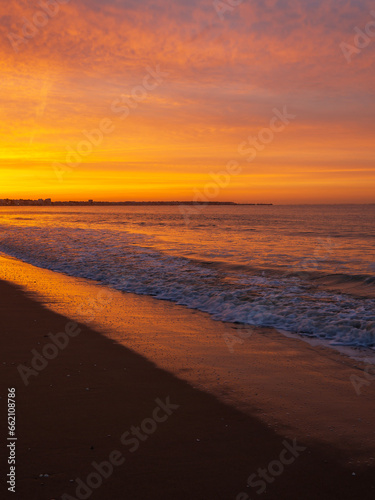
[0,204,374,350]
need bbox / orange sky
[1,0,374,203]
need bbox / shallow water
[0,204,374,348]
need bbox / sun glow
[1,0,374,203]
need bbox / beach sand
[1,255,375,499]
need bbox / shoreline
[1,251,374,361]
[1,253,375,448]
[1,255,375,498]
[0,201,273,207]
[1,279,375,499]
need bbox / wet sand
[1,256,375,499]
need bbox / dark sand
[1,278,375,500]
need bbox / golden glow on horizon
[1,0,374,203]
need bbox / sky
[0,0,374,203]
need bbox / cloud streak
[0,0,374,202]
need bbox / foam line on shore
[1,253,375,459]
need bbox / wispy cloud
[1,0,374,202]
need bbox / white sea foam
[0,219,374,351]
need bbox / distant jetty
[0,198,273,207]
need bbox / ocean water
[0,205,374,349]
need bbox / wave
[0,223,374,350]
